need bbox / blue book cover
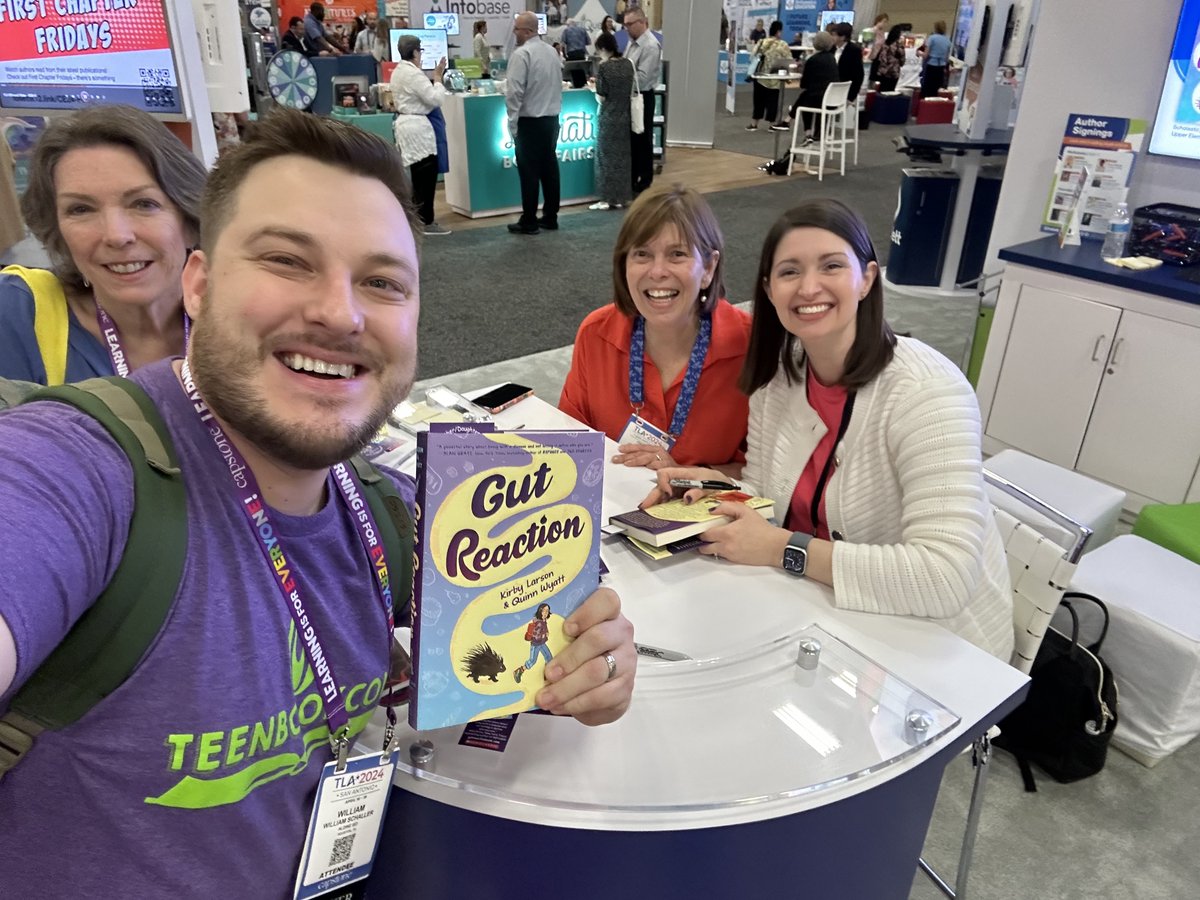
[409,424,605,731]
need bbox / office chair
[916,470,1090,899]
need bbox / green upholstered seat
[1132,503,1200,566]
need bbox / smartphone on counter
[472,382,534,414]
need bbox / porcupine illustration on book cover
[408,423,604,731]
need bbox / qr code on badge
[328,833,356,868]
[139,67,171,87]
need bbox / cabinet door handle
[1091,335,1107,362]
[1106,337,1125,374]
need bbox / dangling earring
[82,276,90,288]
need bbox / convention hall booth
[5,0,1200,898]
[359,397,1029,900]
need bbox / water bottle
[1101,202,1131,259]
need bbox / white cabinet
[986,286,1118,469]
[1075,311,1200,502]
[977,263,1200,510]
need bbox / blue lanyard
[628,314,712,440]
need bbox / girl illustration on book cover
[514,603,553,683]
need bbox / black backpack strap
[1015,756,1038,793]
[0,378,186,781]
[1061,591,1110,651]
[349,455,414,626]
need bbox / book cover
[409,424,605,731]
[622,533,705,560]
[609,492,775,547]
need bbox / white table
[367,396,1028,898]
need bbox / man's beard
[188,301,414,471]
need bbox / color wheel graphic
[267,50,318,110]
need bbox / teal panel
[330,109,396,144]
[462,91,597,213]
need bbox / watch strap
[787,532,814,552]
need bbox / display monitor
[951,0,986,67]
[423,13,460,36]
[390,28,449,70]
[817,11,854,29]
[1149,0,1200,160]
[0,0,183,114]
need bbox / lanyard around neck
[628,314,711,440]
[807,381,855,537]
[95,304,190,378]
[806,386,854,535]
[178,359,396,762]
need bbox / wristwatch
[782,532,813,577]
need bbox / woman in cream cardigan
[646,199,1014,659]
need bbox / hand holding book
[695,501,792,568]
[536,586,635,726]
[640,465,731,509]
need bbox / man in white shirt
[354,10,379,55]
[505,12,563,235]
[623,8,660,193]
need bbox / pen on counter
[669,478,741,491]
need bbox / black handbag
[993,591,1119,791]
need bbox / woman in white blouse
[389,35,451,236]
[472,20,491,75]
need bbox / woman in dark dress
[590,31,634,211]
[773,30,839,140]
[876,25,908,93]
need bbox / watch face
[782,545,807,575]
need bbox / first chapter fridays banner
[0,0,181,113]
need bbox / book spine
[407,429,430,730]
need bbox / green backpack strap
[0,377,187,781]
[349,454,414,626]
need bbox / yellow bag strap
[2,265,70,386]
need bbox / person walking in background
[919,20,951,98]
[473,20,491,75]
[390,36,452,236]
[589,31,634,211]
[746,21,791,131]
[505,12,563,235]
[833,22,865,102]
[353,10,379,54]
[867,12,889,84]
[562,18,589,60]
[371,15,392,63]
[303,2,342,56]
[623,7,661,194]
[875,25,907,93]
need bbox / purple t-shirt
[0,359,415,897]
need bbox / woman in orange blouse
[559,184,751,470]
